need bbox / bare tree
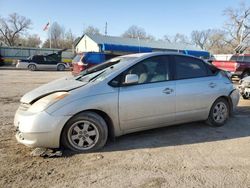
[191,30,211,49]
[223,2,250,52]
[0,13,32,46]
[206,30,230,53]
[48,22,65,48]
[164,33,190,44]
[18,34,41,47]
[83,26,101,35]
[122,25,154,40]
[62,30,75,49]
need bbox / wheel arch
[60,109,115,148]
[211,95,233,116]
[28,63,37,70]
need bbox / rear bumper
[229,89,240,111]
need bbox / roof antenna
[105,22,108,36]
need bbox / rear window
[243,56,250,62]
[230,55,244,61]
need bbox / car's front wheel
[206,98,229,127]
[28,64,36,71]
[61,112,108,152]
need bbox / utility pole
[105,22,108,36]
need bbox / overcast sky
[0,0,249,41]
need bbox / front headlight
[28,92,69,113]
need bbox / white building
[74,34,208,57]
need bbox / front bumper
[14,109,70,148]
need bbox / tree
[223,2,250,52]
[122,25,154,40]
[17,34,41,47]
[43,24,75,49]
[48,22,65,48]
[83,26,101,35]
[61,30,75,49]
[0,13,32,46]
[191,30,211,49]
[164,33,190,44]
[206,30,229,54]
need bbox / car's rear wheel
[61,112,108,152]
[57,64,65,71]
[206,98,229,127]
[28,64,36,71]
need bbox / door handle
[163,88,174,94]
[209,82,217,88]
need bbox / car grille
[19,103,31,111]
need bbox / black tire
[57,64,65,71]
[241,71,250,79]
[206,98,229,127]
[61,112,108,152]
[242,94,250,99]
[28,64,36,71]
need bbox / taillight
[77,62,84,66]
[234,62,240,69]
[77,61,88,71]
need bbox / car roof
[119,52,202,62]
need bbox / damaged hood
[21,76,87,104]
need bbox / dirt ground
[1,70,250,188]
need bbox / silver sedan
[14,52,240,152]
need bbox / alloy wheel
[212,102,228,123]
[67,120,99,150]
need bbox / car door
[32,55,44,69]
[173,55,220,122]
[118,55,176,131]
[43,55,58,70]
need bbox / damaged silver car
[14,52,240,152]
[239,76,250,99]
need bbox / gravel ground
[1,70,250,188]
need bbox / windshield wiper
[88,70,106,82]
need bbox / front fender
[46,92,122,136]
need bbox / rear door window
[174,55,208,80]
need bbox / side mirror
[124,74,139,85]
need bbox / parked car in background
[71,52,118,75]
[239,76,250,99]
[212,54,250,78]
[14,52,240,152]
[0,54,4,66]
[16,49,69,71]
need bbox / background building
[75,34,210,58]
